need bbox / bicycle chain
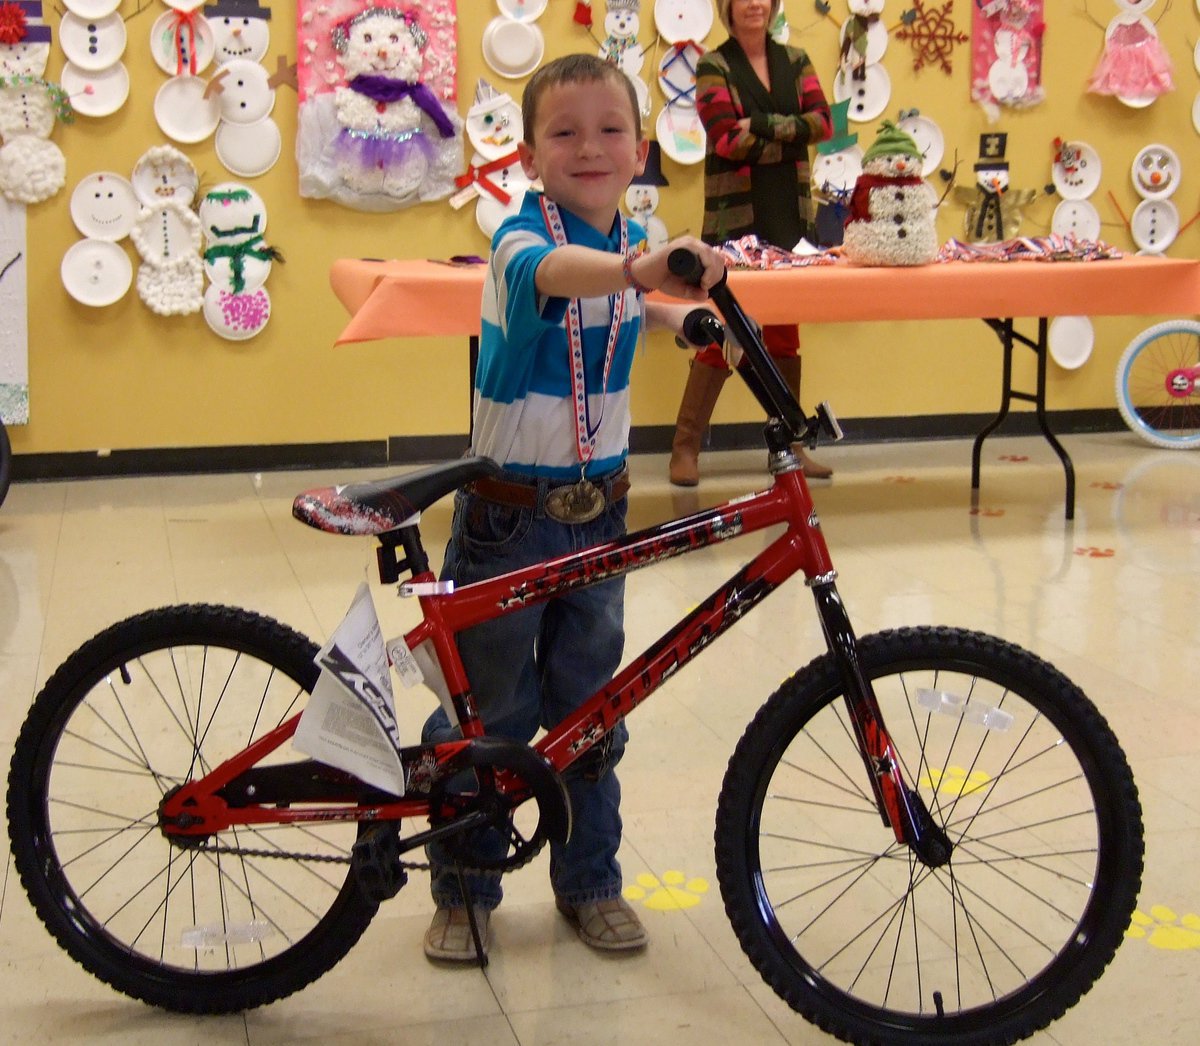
[192,834,543,876]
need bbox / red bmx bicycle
[6,252,1144,1046]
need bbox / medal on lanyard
[539,197,629,524]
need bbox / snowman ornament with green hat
[842,119,938,266]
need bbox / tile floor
[1,433,1197,1045]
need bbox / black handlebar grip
[681,308,724,348]
[667,247,705,285]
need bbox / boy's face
[518,78,648,233]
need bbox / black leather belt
[468,466,630,510]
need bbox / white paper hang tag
[385,634,425,689]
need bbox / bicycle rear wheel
[715,627,1143,1046]
[1115,319,1200,449]
[6,605,380,1013]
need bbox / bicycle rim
[1115,320,1200,449]
[715,627,1143,1046]
[7,605,379,1013]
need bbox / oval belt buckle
[544,479,605,524]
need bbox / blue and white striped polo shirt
[470,192,646,480]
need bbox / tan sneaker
[556,896,647,951]
[423,906,490,962]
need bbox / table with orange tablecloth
[329,256,1200,518]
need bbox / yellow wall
[11,0,1200,458]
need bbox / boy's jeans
[423,474,629,911]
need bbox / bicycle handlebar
[668,248,809,445]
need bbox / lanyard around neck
[538,195,628,471]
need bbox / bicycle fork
[812,581,953,868]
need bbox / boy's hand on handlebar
[631,236,725,302]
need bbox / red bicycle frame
[161,463,931,858]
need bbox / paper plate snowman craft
[834,1,892,123]
[1049,138,1103,242]
[624,140,669,250]
[206,0,271,66]
[842,120,938,266]
[1129,143,1181,253]
[209,56,284,176]
[199,182,280,339]
[0,2,73,204]
[953,132,1037,243]
[596,0,650,118]
[811,99,861,247]
[61,171,137,307]
[57,1,131,117]
[970,0,1045,116]
[453,79,531,238]
[151,5,216,77]
[130,161,202,316]
[655,3,711,167]
[1087,0,1173,108]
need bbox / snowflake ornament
[895,0,968,74]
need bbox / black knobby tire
[0,418,11,508]
[6,605,381,1013]
[715,626,1143,1046]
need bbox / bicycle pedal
[351,824,408,903]
[815,401,844,443]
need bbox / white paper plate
[204,250,272,293]
[61,239,132,307]
[833,64,891,123]
[70,172,139,240]
[132,145,199,207]
[1131,143,1181,200]
[656,104,705,166]
[897,113,944,177]
[1047,315,1094,370]
[154,76,222,144]
[1195,37,1200,75]
[655,0,713,45]
[210,13,272,65]
[63,0,122,19]
[481,16,544,79]
[163,0,207,9]
[497,0,548,20]
[1194,93,1200,136]
[658,42,703,107]
[151,10,216,77]
[476,188,526,238]
[1051,141,1102,200]
[60,61,130,118]
[630,72,651,120]
[1131,198,1179,253]
[213,58,275,124]
[215,116,282,177]
[204,284,271,340]
[59,12,127,72]
[1051,200,1102,242]
[131,200,202,264]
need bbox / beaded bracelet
[622,251,651,296]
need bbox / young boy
[421,53,725,962]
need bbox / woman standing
[669,0,833,485]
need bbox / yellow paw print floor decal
[1127,906,1200,950]
[920,765,991,797]
[624,871,709,911]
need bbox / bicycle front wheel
[6,605,380,1014]
[1115,319,1200,449]
[715,627,1143,1046]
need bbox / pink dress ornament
[1088,0,1173,106]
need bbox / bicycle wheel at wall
[715,627,1143,1046]
[6,605,380,1014]
[1115,319,1200,449]
[0,417,11,507]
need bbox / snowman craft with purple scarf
[328,6,458,204]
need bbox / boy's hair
[521,54,642,144]
[716,0,783,33]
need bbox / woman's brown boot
[668,361,730,486]
[774,356,833,479]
